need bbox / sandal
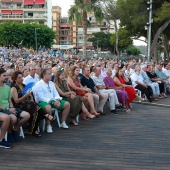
[70,120,79,126]
[33,131,42,138]
[45,114,56,121]
[80,113,89,120]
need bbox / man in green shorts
[0,68,30,143]
[33,69,70,133]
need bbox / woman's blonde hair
[69,65,79,77]
[69,65,80,82]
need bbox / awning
[12,0,23,3]
[24,0,34,5]
[1,10,11,14]
[12,10,23,14]
[35,0,45,4]
[1,0,11,3]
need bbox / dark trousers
[135,84,153,102]
[158,82,165,93]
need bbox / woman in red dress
[114,69,143,109]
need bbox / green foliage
[0,22,56,49]
[126,45,142,56]
[87,32,112,50]
[155,2,170,22]
[69,0,104,24]
[110,28,132,50]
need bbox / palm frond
[93,6,104,22]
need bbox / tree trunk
[113,18,120,60]
[151,19,170,56]
[82,10,87,59]
[153,44,158,62]
[162,34,170,61]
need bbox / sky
[52,0,146,46]
[52,0,74,16]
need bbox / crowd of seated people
[0,54,170,149]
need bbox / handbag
[76,90,87,96]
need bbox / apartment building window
[28,13,33,17]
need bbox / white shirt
[32,79,62,103]
[162,68,170,77]
[23,75,39,85]
[111,69,116,78]
[130,72,144,88]
[130,68,135,75]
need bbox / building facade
[0,0,52,27]
[52,5,61,44]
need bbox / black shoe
[98,111,107,116]
[116,106,123,111]
[0,139,12,149]
[110,109,119,115]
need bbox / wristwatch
[49,100,55,105]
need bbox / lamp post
[35,28,40,52]
[147,0,152,62]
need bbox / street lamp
[35,28,40,52]
[147,0,152,62]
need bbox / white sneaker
[47,125,53,133]
[60,121,69,129]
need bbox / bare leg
[14,111,30,131]
[44,105,52,126]
[85,93,100,116]
[8,114,17,133]
[61,101,70,123]
[81,103,95,118]
[0,114,10,140]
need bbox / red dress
[115,77,136,104]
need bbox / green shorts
[38,100,66,111]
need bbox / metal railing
[1,15,23,18]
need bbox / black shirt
[81,75,96,93]
[146,71,158,81]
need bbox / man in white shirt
[131,65,152,102]
[162,64,170,76]
[23,65,39,85]
[111,63,119,78]
[141,64,160,98]
[91,66,120,114]
[33,69,70,132]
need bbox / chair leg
[19,126,25,138]
[42,119,46,131]
[76,115,79,123]
[5,132,8,141]
[55,110,61,128]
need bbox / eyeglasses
[30,69,36,71]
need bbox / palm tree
[69,0,103,59]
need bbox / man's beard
[3,78,7,83]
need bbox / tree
[87,32,112,51]
[126,45,142,56]
[0,22,56,49]
[98,0,121,59]
[116,0,170,61]
[110,28,132,52]
[69,0,103,59]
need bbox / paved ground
[1,98,170,170]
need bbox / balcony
[0,14,47,20]
[0,14,23,18]
[1,6,22,9]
